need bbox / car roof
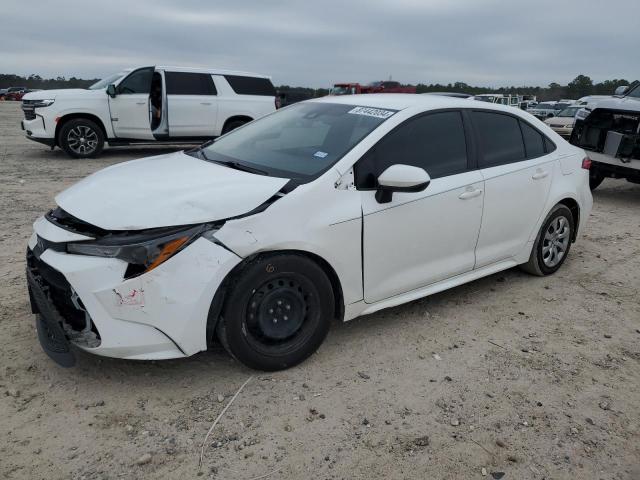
[154,65,271,79]
[308,93,525,114]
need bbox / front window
[88,72,127,90]
[198,102,395,181]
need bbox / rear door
[471,111,555,267]
[165,71,218,137]
[109,67,154,139]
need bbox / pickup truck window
[166,72,217,95]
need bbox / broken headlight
[66,224,206,273]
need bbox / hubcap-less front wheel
[67,125,98,155]
[542,216,570,267]
[244,275,319,355]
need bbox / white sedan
[27,94,592,370]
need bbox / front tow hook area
[27,270,76,367]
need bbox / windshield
[199,102,396,180]
[88,72,127,90]
[556,107,581,117]
[626,82,640,98]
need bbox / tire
[589,171,605,191]
[58,118,104,158]
[221,119,247,135]
[520,204,574,276]
[217,253,334,371]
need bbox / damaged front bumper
[27,217,242,366]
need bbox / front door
[108,67,154,139]
[470,111,554,267]
[356,111,484,303]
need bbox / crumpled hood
[55,151,289,230]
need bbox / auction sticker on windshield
[348,106,396,119]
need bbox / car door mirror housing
[375,164,431,204]
[106,84,117,98]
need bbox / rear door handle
[532,170,549,180]
[200,102,212,106]
[136,101,146,105]
[458,188,482,200]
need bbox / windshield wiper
[212,159,268,176]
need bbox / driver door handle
[532,170,549,180]
[458,188,482,200]
[200,102,212,105]
[135,101,146,105]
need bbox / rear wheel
[521,204,574,276]
[58,118,104,158]
[221,119,248,135]
[217,254,334,371]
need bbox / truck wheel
[589,172,604,190]
[217,253,334,371]
[221,119,247,135]
[58,118,104,158]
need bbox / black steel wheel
[217,254,334,370]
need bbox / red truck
[330,81,416,96]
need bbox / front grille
[22,100,36,120]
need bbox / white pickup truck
[21,66,278,158]
[570,81,640,190]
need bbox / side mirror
[106,84,117,98]
[375,164,431,204]
[614,85,629,96]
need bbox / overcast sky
[2,0,639,88]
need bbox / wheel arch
[55,113,108,146]
[557,197,580,242]
[221,115,253,134]
[206,249,345,346]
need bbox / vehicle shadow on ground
[591,181,640,204]
[66,265,534,383]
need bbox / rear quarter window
[224,75,276,96]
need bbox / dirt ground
[0,101,638,480]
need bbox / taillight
[581,157,592,170]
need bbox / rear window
[224,75,276,96]
[472,111,526,167]
[520,121,546,159]
[166,72,217,95]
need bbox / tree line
[1,73,633,102]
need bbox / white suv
[20,66,278,158]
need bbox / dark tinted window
[544,137,556,153]
[117,68,153,94]
[520,121,545,158]
[356,111,468,188]
[472,111,525,167]
[224,75,276,96]
[166,72,216,95]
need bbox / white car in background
[26,94,592,370]
[20,66,278,158]
[544,105,584,138]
